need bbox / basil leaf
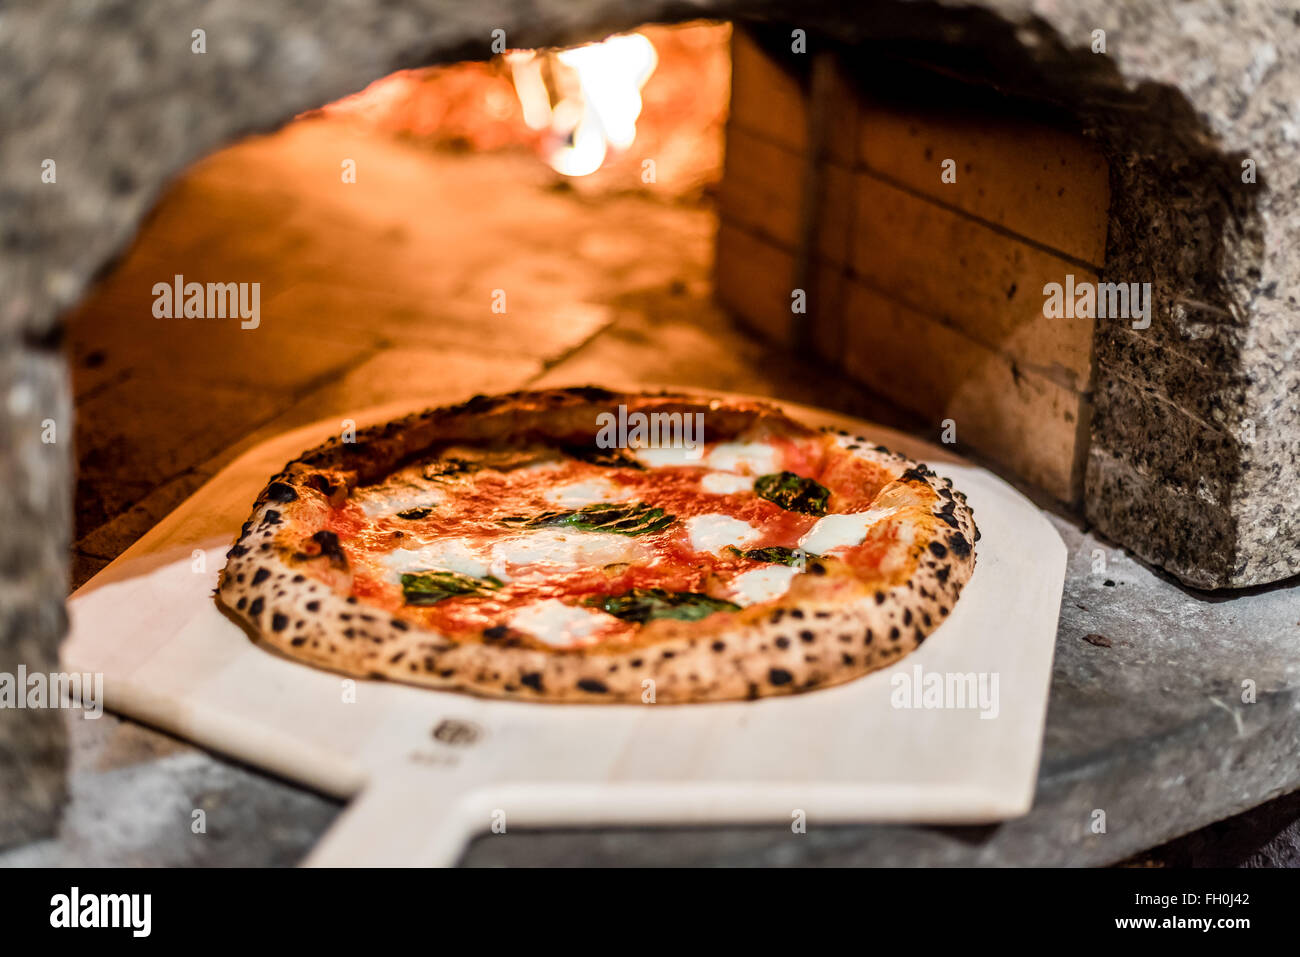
[753,471,830,515]
[401,569,502,606]
[731,545,813,566]
[502,502,675,536]
[587,587,740,624]
[395,506,434,520]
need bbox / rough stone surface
[0,0,1296,843]
[0,713,338,867]
[0,350,70,847]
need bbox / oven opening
[65,20,1116,591]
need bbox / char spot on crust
[265,482,297,503]
[251,568,271,585]
[520,671,544,691]
[560,385,619,403]
[248,597,264,617]
[577,678,608,694]
[310,530,348,569]
[897,465,934,484]
[271,613,289,631]
[769,668,794,686]
[928,541,948,558]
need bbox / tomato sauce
[315,436,900,643]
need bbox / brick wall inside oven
[716,29,1110,504]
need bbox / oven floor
[15,116,1297,867]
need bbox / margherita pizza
[218,388,977,703]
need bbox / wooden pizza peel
[62,392,1065,866]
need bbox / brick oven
[1,0,1297,864]
[714,23,1297,591]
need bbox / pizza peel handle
[304,766,493,867]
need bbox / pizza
[217,388,977,703]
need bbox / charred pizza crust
[217,387,977,703]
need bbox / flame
[508,34,658,177]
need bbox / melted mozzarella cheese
[728,564,801,606]
[381,539,498,581]
[631,433,780,477]
[544,477,631,507]
[489,529,647,572]
[630,445,707,469]
[509,458,568,478]
[510,599,610,648]
[700,471,753,495]
[705,441,779,476]
[357,484,443,519]
[685,513,761,553]
[799,507,900,554]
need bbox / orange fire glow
[508,34,659,176]
[306,22,729,194]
